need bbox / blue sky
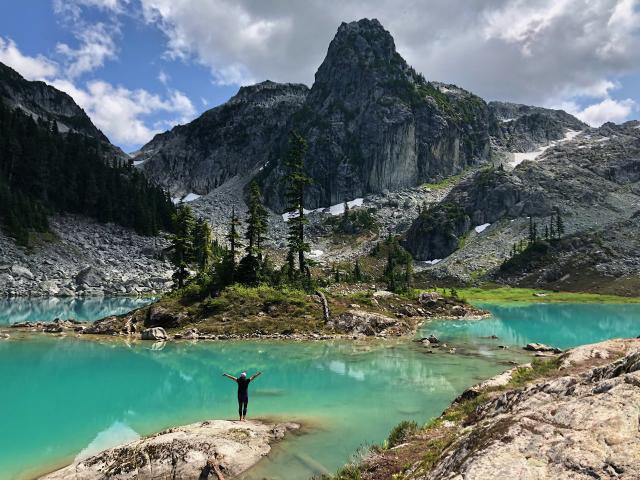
[0,0,638,152]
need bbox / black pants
[238,397,248,417]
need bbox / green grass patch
[456,287,640,304]
[421,171,465,191]
[507,356,562,387]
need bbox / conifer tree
[225,207,242,283]
[245,181,268,259]
[192,217,212,272]
[170,205,195,288]
[353,259,363,282]
[556,209,565,238]
[284,131,312,278]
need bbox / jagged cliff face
[490,101,588,152]
[137,81,309,198]
[259,19,492,211]
[404,121,640,261]
[0,62,126,160]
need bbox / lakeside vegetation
[456,287,640,304]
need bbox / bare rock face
[260,19,492,211]
[40,420,299,480]
[0,62,126,161]
[137,80,309,198]
[422,341,640,480]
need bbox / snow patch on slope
[509,130,581,168]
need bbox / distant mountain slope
[404,121,640,293]
[0,62,126,161]
[489,101,588,152]
[137,81,309,199]
[136,18,587,215]
[0,69,174,244]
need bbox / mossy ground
[148,285,427,336]
[456,287,640,304]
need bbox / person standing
[223,371,262,421]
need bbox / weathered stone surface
[11,265,33,280]
[74,266,104,287]
[83,316,128,335]
[260,19,492,211]
[524,342,563,354]
[328,309,410,336]
[146,304,189,329]
[137,80,309,199]
[40,420,299,480]
[423,343,640,480]
[141,326,167,341]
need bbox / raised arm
[223,373,237,381]
[249,371,262,381]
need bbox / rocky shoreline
[40,420,299,480]
[329,338,640,479]
[1,290,489,342]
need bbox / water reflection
[0,297,155,324]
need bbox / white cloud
[158,70,169,85]
[52,79,196,145]
[567,98,637,126]
[0,37,59,80]
[56,23,119,78]
[138,0,640,108]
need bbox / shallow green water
[0,297,154,325]
[1,301,639,479]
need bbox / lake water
[0,300,639,479]
[0,297,154,325]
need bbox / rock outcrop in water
[40,420,299,480]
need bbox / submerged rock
[40,420,299,480]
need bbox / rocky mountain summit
[0,62,126,161]
[489,101,587,152]
[259,19,492,211]
[137,19,594,216]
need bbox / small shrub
[387,420,419,448]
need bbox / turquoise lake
[0,300,639,479]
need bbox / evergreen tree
[192,217,213,272]
[225,207,242,283]
[170,205,195,288]
[284,131,312,278]
[353,259,363,282]
[556,209,565,238]
[245,181,268,258]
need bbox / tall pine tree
[170,205,195,288]
[284,131,312,278]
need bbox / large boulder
[75,266,105,287]
[40,420,299,480]
[11,265,33,280]
[141,327,168,341]
[146,304,189,329]
[83,316,128,335]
